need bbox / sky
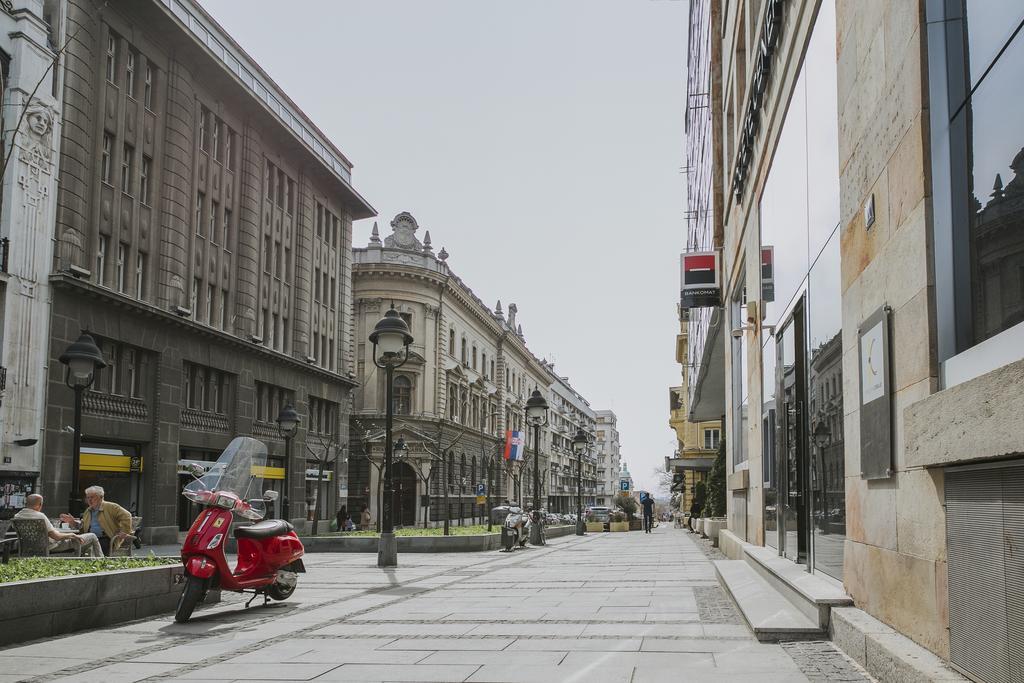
[201,0,689,494]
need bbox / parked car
[587,506,612,523]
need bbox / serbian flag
[504,430,526,461]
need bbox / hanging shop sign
[761,246,775,302]
[732,0,784,201]
[858,305,894,479]
[680,251,721,309]
[305,468,333,482]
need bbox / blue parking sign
[476,483,486,496]
[620,480,629,491]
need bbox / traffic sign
[475,483,485,496]
[475,496,486,505]
[620,480,630,491]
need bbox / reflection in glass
[960,31,1024,345]
[808,231,845,579]
[778,320,800,563]
[964,1,1024,92]
[762,332,778,548]
[805,0,840,263]
[759,73,808,329]
[731,287,749,465]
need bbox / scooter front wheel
[174,575,208,623]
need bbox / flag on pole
[504,430,526,461]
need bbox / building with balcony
[544,366,596,514]
[349,213,564,527]
[667,314,720,513]
[593,410,620,506]
[40,0,374,541]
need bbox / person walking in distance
[640,492,655,533]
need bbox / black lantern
[59,332,106,514]
[276,404,301,519]
[525,389,549,545]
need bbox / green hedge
[0,556,179,584]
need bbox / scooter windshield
[182,437,268,520]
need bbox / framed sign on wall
[858,305,894,479]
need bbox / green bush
[610,511,627,523]
[0,556,178,584]
[614,493,638,520]
[706,434,727,517]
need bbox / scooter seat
[234,519,294,539]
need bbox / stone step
[714,559,826,642]
[741,544,853,630]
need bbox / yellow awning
[252,465,285,480]
[80,450,141,473]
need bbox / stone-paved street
[1,526,871,682]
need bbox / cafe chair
[11,518,78,557]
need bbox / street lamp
[370,305,413,567]
[59,331,106,514]
[276,404,300,520]
[812,419,831,535]
[572,428,589,536]
[525,388,549,545]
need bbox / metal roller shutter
[945,462,1024,683]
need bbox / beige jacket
[80,501,132,546]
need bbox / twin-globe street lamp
[276,404,300,520]
[59,332,107,514]
[369,306,413,568]
[572,428,590,536]
[525,389,549,546]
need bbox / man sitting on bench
[15,494,104,557]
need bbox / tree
[614,492,638,521]
[652,464,673,498]
[705,434,727,517]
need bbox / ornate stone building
[40,0,373,541]
[0,0,66,515]
[350,213,570,527]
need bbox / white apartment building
[544,366,596,513]
[593,410,621,506]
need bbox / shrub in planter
[614,493,638,521]
[609,511,629,532]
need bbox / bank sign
[680,251,721,309]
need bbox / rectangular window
[330,276,336,308]
[222,208,231,247]
[127,349,141,399]
[212,120,222,162]
[275,240,282,278]
[329,339,334,371]
[125,50,136,98]
[265,161,274,202]
[277,170,285,209]
[207,284,215,324]
[108,344,120,395]
[209,201,218,243]
[106,35,116,83]
[116,243,127,293]
[101,134,112,184]
[703,429,721,450]
[263,236,271,273]
[121,143,133,195]
[225,129,234,171]
[140,156,151,204]
[144,64,153,109]
[135,252,145,299]
[316,203,323,238]
[221,289,229,330]
[96,235,107,286]
[199,106,210,153]
[191,278,199,314]
[284,246,291,282]
[195,192,204,236]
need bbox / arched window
[472,345,477,370]
[460,454,467,489]
[449,328,456,357]
[393,375,412,415]
[461,337,468,365]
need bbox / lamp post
[59,332,107,514]
[572,428,589,536]
[525,388,549,545]
[370,305,413,567]
[275,404,300,521]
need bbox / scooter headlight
[215,494,236,510]
[206,533,224,549]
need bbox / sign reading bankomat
[680,251,721,309]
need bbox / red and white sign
[680,251,721,309]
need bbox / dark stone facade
[42,0,373,541]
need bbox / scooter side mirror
[263,490,279,501]
[188,463,206,480]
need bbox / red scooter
[176,437,305,623]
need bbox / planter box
[628,519,642,531]
[609,522,629,532]
[695,518,705,535]
[585,522,606,533]
[0,563,219,647]
[703,518,727,546]
[300,526,576,553]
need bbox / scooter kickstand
[245,592,259,608]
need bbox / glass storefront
[755,0,844,578]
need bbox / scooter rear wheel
[267,580,296,601]
[174,575,207,623]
